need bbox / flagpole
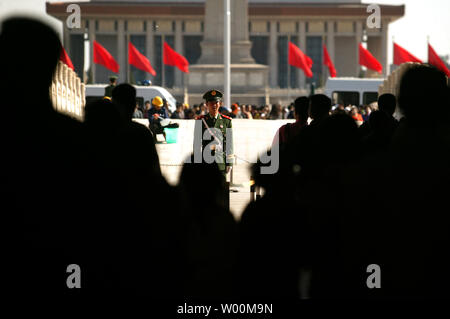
[322,35,325,85]
[224,0,231,111]
[162,35,165,87]
[83,31,89,84]
[287,38,291,104]
[127,34,130,83]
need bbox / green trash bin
[164,127,179,143]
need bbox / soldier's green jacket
[104,84,115,98]
[193,113,234,172]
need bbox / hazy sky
[362,0,450,64]
[0,0,449,65]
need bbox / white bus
[85,84,177,113]
[324,77,384,106]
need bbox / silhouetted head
[398,64,448,124]
[0,17,61,103]
[112,83,136,120]
[368,110,390,132]
[180,155,226,207]
[378,93,396,116]
[84,98,120,130]
[318,113,359,162]
[309,94,331,122]
[294,96,309,122]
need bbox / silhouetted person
[295,113,369,299]
[380,64,450,298]
[112,83,162,178]
[308,94,332,127]
[282,94,332,173]
[273,96,309,148]
[178,156,237,300]
[83,98,123,184]
[360,110,395,155]
[398,65,448,126]
[0,17,90,299]
[378,93,396,118]
[238,150,305,300]
[359,94,397,141]
[110,83,183,299]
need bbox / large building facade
[47,0,404,104]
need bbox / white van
[85,84,177,113]
[324,77,384,106]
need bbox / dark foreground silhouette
[1,17,450,309]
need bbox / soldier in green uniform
[194,89,234,177]
[104,75,117,98]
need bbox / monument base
[187,64,269,105]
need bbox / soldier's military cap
[203,89,223,102]
[109,75,118,81]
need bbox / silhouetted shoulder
[129,120,152,132]
[53,110,83,129]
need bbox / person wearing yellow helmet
[148,95,169,141]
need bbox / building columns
[117,20,126,82]
[88,19,96,83]
[268,21,278,88]
[299,21,306,89]
[63,25,71,53]
[175,20,183,88]
[145,19,154,79]
[355,21,363,76]
[326,21,335,79]
[381,20,388,76]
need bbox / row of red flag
[60,40,450,78]
[93,40,189,75]
[289,41,450,78]
[60,40,189,75]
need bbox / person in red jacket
[350,106,364,126]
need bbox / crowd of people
[134,95,384,131]
[2,17,450,309]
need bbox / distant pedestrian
[104,75,117,98]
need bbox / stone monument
[188,0,269,104]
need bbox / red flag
[93,40,119,73]
[288,41,313,78]
[163,42,189,73]
[393,43,422,65]
[359,43,382,73]
[323,44,337,77]
[60,46,74,70]
[428,43,450,77]
[128,42,156,76]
